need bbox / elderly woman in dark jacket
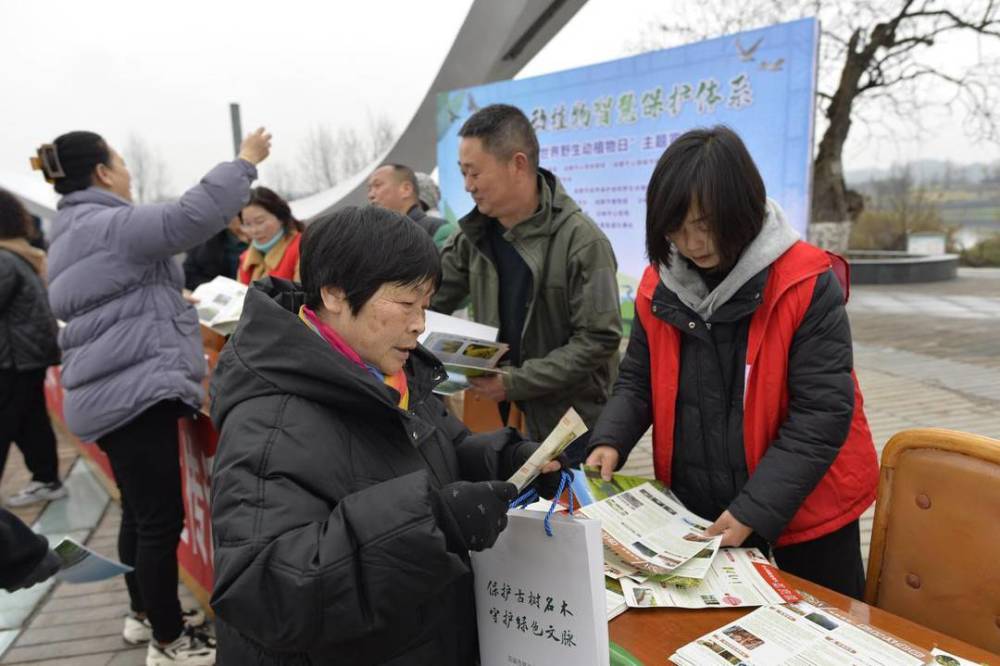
[0,189,63,506]
[586,126,878,600]
[209,206,561,666]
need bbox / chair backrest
[865,428,1000,653]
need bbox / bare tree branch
[636,0,1000,247]
[124,135,170,203]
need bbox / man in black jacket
[367,164,454,248]
[182,216,248,290]
[209,206,562,665]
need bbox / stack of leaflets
[670,598,972,665]
[190,275,247,336]
[577,469,799,612]
[619,548,800,609]
[419,311,508,395]
[579,481,723,577]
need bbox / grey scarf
[658,198,799,321]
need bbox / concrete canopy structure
[289,0,588,221]
[1,1,587,224]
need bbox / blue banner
[437,18,818,326]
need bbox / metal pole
[229,103,243,157]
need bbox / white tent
[0,169,59,220]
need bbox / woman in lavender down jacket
[38,127,270,666]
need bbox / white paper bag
[471,510,609,666]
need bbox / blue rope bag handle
[509,469,576,537]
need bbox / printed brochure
[620,547,800,609]
[53,537,133,584]
[419,311,508,395]
[670,599,939,665]
[507,408,588,492]
[580,482,723,576]
[190,275,247,336]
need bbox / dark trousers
[754,519,866,600]
[97,401,185,643]
[0,369,59,484]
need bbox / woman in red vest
[237,186,303,285]
[586,126,878,599]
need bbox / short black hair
[458,104,539,172]
[645,126,766,272]
[301,205,441,314]
[383,164,419,200]
[0,189,32,240]
[46,131,112,195]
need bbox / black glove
[11,549,61,592]
[434,480,517,552]
[505,440,570,500]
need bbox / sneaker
[6,481,67,507]
[124,608,207,645]
[146,627,215,666]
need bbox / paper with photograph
[670,599,934,665]
[930,648,988,666]
[190,275,247,336]
[54,537,133,584]
[580,482,722,576]
[507,408,588,492]
[620,548,800,609]
[604,578,628,621]
[419,311,509,394]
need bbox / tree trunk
[809,29,870,251]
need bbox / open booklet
[419,311,509,395]
[579,481,723,577]
[419,310,508,395]
[53,537,133,584]
[190,275,247,336]
[670,598,945,665]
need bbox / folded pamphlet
[191,275,247,336]
[53,537,133,584]
[507,408,588,492]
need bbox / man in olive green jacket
[431,104,622,460]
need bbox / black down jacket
[0,249,59,371]
[589,268,853,543]
[209,278,528,666]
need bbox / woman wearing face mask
[235,186,303,285]
[585,126,878,600]
[38,127,271,666]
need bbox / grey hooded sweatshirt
[47,159,257,442]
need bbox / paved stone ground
[1,267,997,664]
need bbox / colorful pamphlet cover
[54,537,133,584]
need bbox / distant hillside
[846,160,1000,187]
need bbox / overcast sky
[3,0,998,194]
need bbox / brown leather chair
[865,428,1000,654]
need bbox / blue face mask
[252,228,285,253]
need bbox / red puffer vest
[636,241,878,546]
